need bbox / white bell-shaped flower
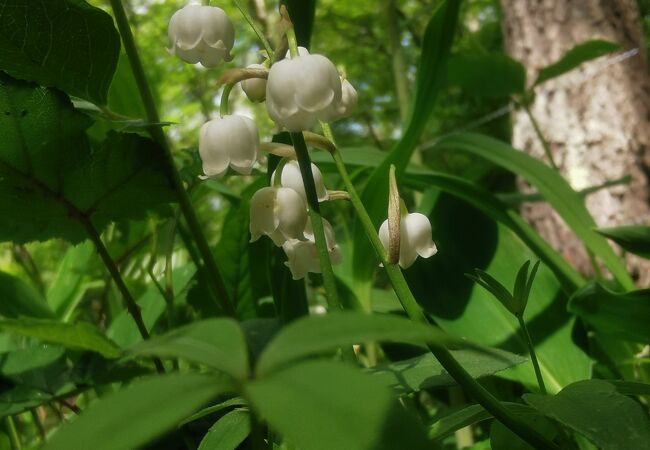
[378,213,437,269]
[199,115,259,177]
[168,5,234,67]
[250,187,308,246]
[272,160,328,202]
[335,78,358,119]
[241,64,267,103]
[282,218,342,280]
[266,47,342,131]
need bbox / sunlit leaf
[535,40,621,85]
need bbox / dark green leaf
[535,40,621,85]
[47,240,95,319]
[607,380,650,397]
[596,225,650,259]
[255,312,459,376]
[246,361,431,450]
[280,0,315,48]
[446,53,526,97]
[0,75,175,244]
[524,379,650,450]
[522,260,541,312]
[0,345,65,377]
[180,397,247,426]
[369,349,526,394]
[568,282,650,342]
[44,374,234,450]
[0,0,120,104]
[468,269,518,315]
[490,408,557,450]
[512,261,531,313]
[198,409,251,450]
[0,318,121,358]
[432,133,633,289]
[0,271,54,318]
[129,319,249,380]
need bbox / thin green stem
[109,0,236,317]
[30,409,46,441]
[220,84,234,117]
[519,317,547,394]
[290,132,343,312]
[286,26,299,58]
[5,416,20,450]
[232,0,274,59]
[522,102,559,171]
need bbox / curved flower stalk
[249,187,308,246]
[266,47,342,131]
[379,212,437,269]
[283,218,342,280]
[168,5,235,67]
[199,115,259,177]
[272,160,328,202]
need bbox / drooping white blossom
[199,115,259,177]
[266,47,342,131]
[250,187,308,246]
[282,218,342,280]
[272,160,328,202]
[241,63,267,103]
[168,5,234,67]
[378,213,437,269]
[335,78,358,119]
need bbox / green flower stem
[220,83,234,117]
[522,101,559,171]
[324,124,558,450]
[290,132,343,312]
[5,416,20,450]
[232,0,274,60]
[518,316,547,394]
[109,0,236,317]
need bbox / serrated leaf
[198,409,251,450]
[0,318,121,358]
[535,40,621,85]
[596,225,650,259]
[0,0,120,105]
[0,271,55,319]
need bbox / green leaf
[535,40,621,85]
[44,373,234,450]
[255,312,459,376]
[568,282,650,342]
[369,349,526,394]
[596,225,650,259]
[446,53,526,97]
[198,409,251,450]
[0,318,120,358]
[523,379,650,450]
[490,408,557,450]
[0,0,120,105]
[47,240,95,319]
[129,319,249,380]
[0,271,54,319]
[467,269,518,315]
[607,380,650,397]
[432,132,633,289]
[512,261,531,313]
[0,75,175,244]
[352,0,461,304]
[181,397,247,426]
[246,361,431,450]
[280,0,316,48]
[0,345,65,377]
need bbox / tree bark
[500,0,650,285]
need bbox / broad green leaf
[256,312,458,376]
[607,380,650,396]
[0,318,120,358]
[597,225,650,259]
[446,53,526,97]
[535,40,621,85]
[198,409,251,450]
[524,380,650,450]
[352,0,461,305]
[0,0,120,105]
[44,374,234,450]
[181,397,247,426]
[129,319,249,380]
[246,361,431,450]
[490,408,557,450]
[0,345,65,377]
[369,349,526,394]
[0,75,175,244]
[47,240,95,319]
[432,132,633,289]
[0,271,54,319]
[568,282,650,342]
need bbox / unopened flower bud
[250,187,308,246]
[199,115,259,177]
[241,64,267,103]
[282,218,342,280]
[272,160,328,202]
[379,213,437,269]
[336,78,358,119]
[168,5,234,67]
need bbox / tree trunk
[500,0,650,285]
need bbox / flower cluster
[168,4,434,278]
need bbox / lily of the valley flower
[199,115,259,177]
[168,5,234,67]
[336,78,358,119]
[250,187,308,246]
[378,213,437,269]
[272,160,328,202]
[282,218,342,280]
[266,47,342,131]
[241,63,267,103]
